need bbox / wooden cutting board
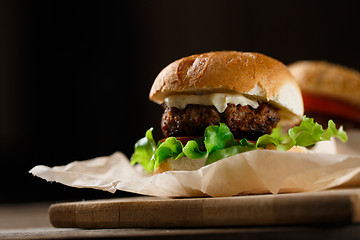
[49,188,360,228]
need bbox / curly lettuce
[130,116,348,173]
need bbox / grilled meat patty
[161,103,280,140]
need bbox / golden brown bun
[153,157,206,175]
[288,61,360,108]
[264,144,308,153]
[153,147,308,174]
[287,146,308,153]
[150,51,304,125]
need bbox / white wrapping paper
[29,131,360,197]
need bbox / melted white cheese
[164,93,259,113]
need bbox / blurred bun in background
[288,61,360,129]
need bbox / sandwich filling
[161,102,280,141]
[164,93,259,113]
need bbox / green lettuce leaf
[182,140,207,159]
[151,137,184,170]
[288,116,348,147]
[288,117,324,146]
[130,128,156,173]
[203,125,258,165]
[130,116,348,173]
[321,120,348,142]
[256,127,295,151]
[204,123,238,153]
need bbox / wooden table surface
[1,200,360,240]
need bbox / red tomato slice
[302,92,360,123]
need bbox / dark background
[1,0,359,203]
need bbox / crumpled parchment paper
[29,130,360,197]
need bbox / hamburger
[151,51,303,139]
[131,51,347,174]
[288,61,360,129]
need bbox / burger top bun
[288,61,360,108]
[149,51,304,125]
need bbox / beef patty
[161,103,280,140]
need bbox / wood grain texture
[49,189,360,229]
[3,226,360,240]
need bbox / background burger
[131,51,347,174]
[288,61,360,129]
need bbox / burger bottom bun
[153,147,308,174]
[153,157,206,175]
[287,146,308,153]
